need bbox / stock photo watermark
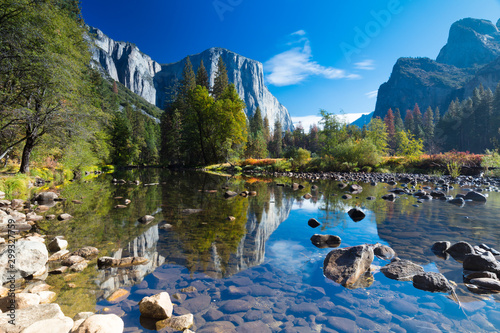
[213,0,243,21]
[6,218,17,325]
[340,0,404,63]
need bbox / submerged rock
[156,313,194,331]
[469,278,500,292]
[373,244,396,260]
[323,245,374,287]
[382,193,397,201]
[381,259,425,281]
[431,241,451,254]
[97,256,148,268]
[413,272,454,292]
[310,234,341,248]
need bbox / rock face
[437,18,500,69]
[89,27,294,131]
[323,245,374,287]
[373,17,500,120]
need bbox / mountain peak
[436,18,500,68]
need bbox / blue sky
[81,0,500,127]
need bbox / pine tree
[423,107,435,153]
[404,110,414,134]
[196,59,210,90]
[434,106,440,124]
[212,56,229,100]
[249,107,264,134]
[384,108,396,152]
[180,56,196,103]
[270,120,283,157]
[394,108,404,132]
[412,103,424,139]
[112,81,118,94]
[263,115,271,143]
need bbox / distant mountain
[350,112,374,128]
[89,27,294,131]
[374,17,500,120]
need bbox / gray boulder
[463,252,500,277]
[447,241,475,261]
[464,191,487,202]
[48,237,68,252]
[469,278,500,292]
[381,259,425,281]
[0,240,48,283]
[35,192,58,202]
[323,245,374,287]
[413,272,454,292]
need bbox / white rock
[139,292,173,319]
[23,316,74,333]
[0,240,48,283]
[72,314,124,333]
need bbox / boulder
[0,293,40,311]
[72,246,99,259]
[381,259,425,281]
[310,234,341,248]
[57,213,72,221]
[307,218,320,228]
[349,184,363,193]
[469,278,500,291]
[139,292,173,319]
[373,244,396,260]
[223,191,238,198]
[156,313,194,331]
[48,250,70,261]
[464,191,487,202]
[413,272,454,292]
[448,197,465,206]
[447,241,475,261]
[73,314,124,333]
[138,215,155,224]
[0,304,65,333]
[97,256,148,268]
[382,193,396,201]
[0,240,48,283]
[61,255,85,266]
[35,192,58,202]
[463,252,500,277]
[23,317,74,333]
[347,208,365,222]
[323,245,374,287]
[431,241,451,253]
[48,237,68,252]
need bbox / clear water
[42,170,500,332]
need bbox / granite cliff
[374,18,500,120]
[89,27,294,131]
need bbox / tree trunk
[19,136,35,174]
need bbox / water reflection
[38,170,500,331]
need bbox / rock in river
[139,292,173,319]
[381,259,425,281]
[310,234,341,248]
[447,241,475,261]
[308,218,320,228]
[0,240,48,283]
[463,252,500,277]
[413,272,454,292]
[347,208,365,222]
[73,314,124,333]
[323,244,374,287]
[464,191,487,202]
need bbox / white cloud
[365,90,378,99]
[355,59,375,70]
[291,30,306,36]
[265,31,358,86]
